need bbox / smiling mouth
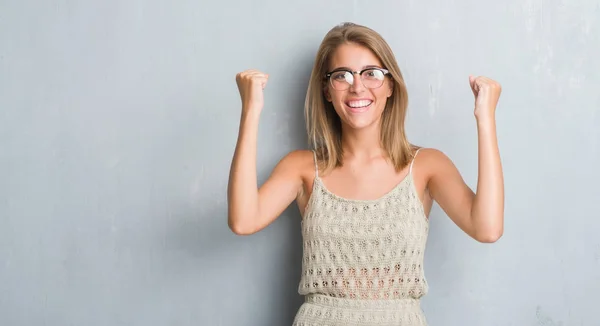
[345,99,373,112]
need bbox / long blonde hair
[304,22,414,173]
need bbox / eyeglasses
[325,67,391,91]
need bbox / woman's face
[324,42,393,131]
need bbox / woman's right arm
[227,70,304,235]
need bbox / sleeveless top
[298,149,429,301]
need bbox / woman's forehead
[328,43,383,71]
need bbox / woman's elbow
[227,215,258,236]
[474,228,503,243]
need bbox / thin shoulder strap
[312,150,319,178]
[409,148,422,175]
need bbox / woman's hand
[236,69,269,115]
[469,75,502,122]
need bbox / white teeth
[347,100,372,108]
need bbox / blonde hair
[304,22,415,174]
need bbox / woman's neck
[340,122,384,159]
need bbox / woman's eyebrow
[329,65,383,71]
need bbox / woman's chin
[341,115,379,130]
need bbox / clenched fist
[236,69,269,114]
[468,75,502,122]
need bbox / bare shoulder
[290,149,318,184]
[414,147,454,170]
[411,147,458,184]
[271,149,316,187]
[276,149,315,174]
[255,149,315,212]
[412,147,469,198]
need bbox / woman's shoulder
[412,146,444,157]
[410,146,456,175]
[280,149,315,163]
[275,149,317,175]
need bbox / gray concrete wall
[1,0,599,325]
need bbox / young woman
[227,22,504,326]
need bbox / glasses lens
[330,71,353,90]
[361,69,385,88]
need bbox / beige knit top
[298,150,429,301]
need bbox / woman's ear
[387,81,393,98]
[324,87,332,102]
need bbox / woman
[227,22,504,326]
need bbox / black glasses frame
[324,67,391,89]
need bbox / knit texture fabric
[292,151,429,326]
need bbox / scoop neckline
[313,172,413,203]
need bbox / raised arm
[427,75,504,243]
[227,70,304,235]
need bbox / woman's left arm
[427,75,504,243]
